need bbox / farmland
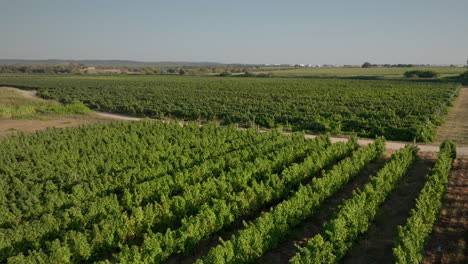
[2,1,467,263]
[0,121,457,263]
[0,75,461,142]
[252,67,466,79]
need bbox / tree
[404,70,438,78]
[362,62,372,68]
[219,71,232,76]
[179,69,186,75]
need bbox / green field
[0,122,455,263]
[0,75,460,142]
[253,67,466,79]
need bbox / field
[253,67,466,79]
[0,75,461,142]
[0,71,466,264]
[0,121,458,263]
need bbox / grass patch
[0,88,91,118]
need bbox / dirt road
[93,111,145,121]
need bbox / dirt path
[15,88,39,99]
[93,111,145,121]
[0,116,115,136]
[435,87,468,146]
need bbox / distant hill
[0,59,228,67]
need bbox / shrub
[460,71,468,81]
[404,70,438,78]
[219,71,232,77]
[257,73,273,78]
[242,71,256,77]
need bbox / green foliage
[116,136,358,263]
[0,122,358,263]
[290,144,418,263]
[404,70,438,78]
[393,141,456,264]
[0,89,91,118]
[197,138,384,264]
[218,71,232,76]
[460,71,468,84]
[0,75,459,142]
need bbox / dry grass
[435,87,468,146]
[0,87,59,118]
[0,87,115,137]
[0,87,91,118]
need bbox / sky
[1,0,467,65]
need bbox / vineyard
[0,121,455,263]
[0,75,461,142]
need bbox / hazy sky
[1,0,467,65]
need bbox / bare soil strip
[93,111,145,121]
[423,158,468,264]
[0,116,114,137]
[435,87,468,146]
[341,153,434,264]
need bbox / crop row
[111,138,358,263]
[290,144,418,263]
[7,137,354,263]
[1,125,319,261]
[195,138,385,263]
[1,122,251,225]
[5,139,356,262]
[393,141,456,264]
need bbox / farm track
[5,86,468,155]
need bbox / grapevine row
[290,144,418,263]
[112,139,358,263]
[1,122,249,225]
[393,141,456,264]
[196,138,385,264]
[0,128,313,261]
